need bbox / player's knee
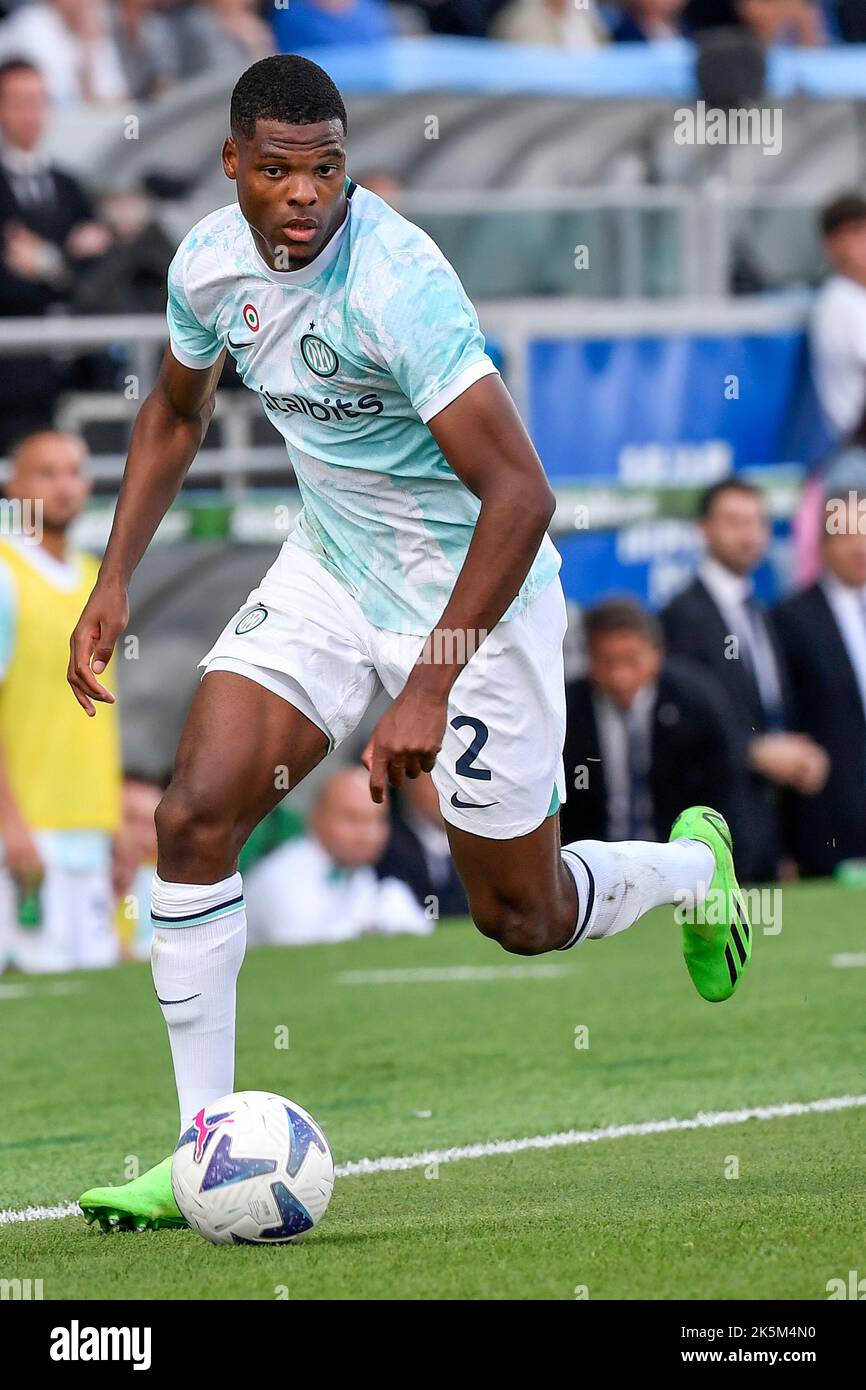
[155,784,239,871]
[471,897,553,956]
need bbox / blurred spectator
[810,193,866,443]
[71,188,174,315]
[376,772,468,918]
[838,0,866,40]
[272,0,393,50]
[179,0,273,76]
[0,431,121,972]
[795,195,866,587]
[113,0,180,99]
[491,0,606,46]
[686,0,825,43]
[410,0,510,36]
[0,59,112,447]
[179,0,272,76]
[560,598,739,845]
[112,773,162,961]
[774,491,866,875]
[613,0,689,41]
[0,59,111,311]
[0,0,130,105]
[356,170,402,205]
[238,796,305,875]
[246,767,431,945]
[734,0,826,44]
[661,479,828,881]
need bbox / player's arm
[67,346,225,715]
[365,374,555,801]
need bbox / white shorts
[0,832,117,973]
[200,542,568,840]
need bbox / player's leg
[80,544,381,1230]
[444,809,576,955]
[449,807,750,1001]
[150,670,329,1133]
[79,672,330,1232]
[424,581,750,1000]
[445,808,717,956]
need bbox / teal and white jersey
[166,183,560,635]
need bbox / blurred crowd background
[2,0,866,973]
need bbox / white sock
[150,872,246,1134]
[560,839,713,948]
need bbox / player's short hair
[584,598,663,648]
[820,193,866,239]
[230,55,348,142]
[698,477,763,521]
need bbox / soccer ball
[171,1090,334,1245]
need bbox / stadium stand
[3,16,866,968]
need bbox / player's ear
[222,137,238,181]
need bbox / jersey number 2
[450,716,491,781]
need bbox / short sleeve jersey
[167,182,560,634]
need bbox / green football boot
[669,805,752,1003]
[79,1155,187,1232]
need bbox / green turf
[3,880,865,1299]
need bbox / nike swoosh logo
[227,335,254,350]
[156,993,201,1005]
[450,792,498,810]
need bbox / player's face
[589,631,662,710]
[7,432,90,532]
[702,491,769,577]
[223,118,347,270]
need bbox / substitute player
[69,56,752,1231]
[0,431,120,972]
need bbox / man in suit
[0,58,111,447]
[561,598,741,849]
[661,478,828,880]
[376,771,468,919]
[774,492,866,876]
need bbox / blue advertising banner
[526,330,827,609]
[529,331,824,482]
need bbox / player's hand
[362,684,447,804]
[67,578,129,716]
[0,814,44,882]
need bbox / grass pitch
[2,880,864,1300]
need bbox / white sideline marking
[0,982,84,1001]
[831,954,866,968]
[0,1200,81,1225]
[336,964,568,985]
[3,1093,865,1226]
[336,1093,866,1176]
